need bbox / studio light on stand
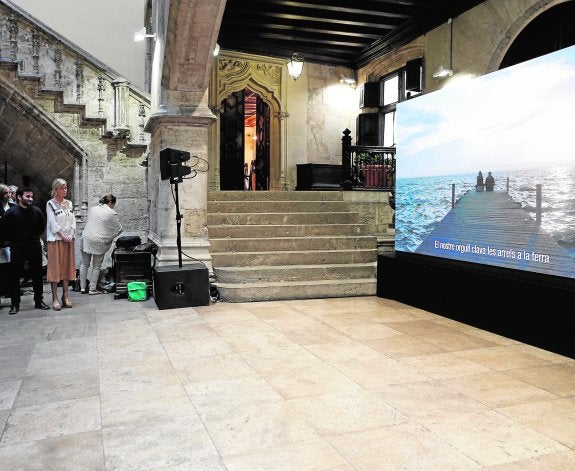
[287,53,304,80]
[433,18,453,78]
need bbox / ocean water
[396,165,575,259]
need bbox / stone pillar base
[149,232,213,274]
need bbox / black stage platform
[377,252,575,359]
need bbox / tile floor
[1,288,575,470]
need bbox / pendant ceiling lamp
[287,53,304,80]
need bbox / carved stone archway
[209,53,286,191]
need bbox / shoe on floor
[89,289,104,295]
[52,301,62,311]
[35,301,50,310]
[9,305,19,315]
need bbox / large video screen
[395,45,575,280]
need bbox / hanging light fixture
[287,53,304,80]
[433,18,453,78]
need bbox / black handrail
[341,129,396,191]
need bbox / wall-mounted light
[134,27,156,42]
[287,53,304,80]
[213,43,220,56]
[339,74,357,87]
[433,18,453,78]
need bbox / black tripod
[171,177,184,269]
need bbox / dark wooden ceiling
[218,0,485,68]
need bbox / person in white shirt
[79,194,123,294]
[46,178,76,311]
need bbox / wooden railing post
[341,129,353,190]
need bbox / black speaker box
[153,263,210,309]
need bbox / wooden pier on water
[415,190,575,279]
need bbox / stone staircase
[208,191,378,302]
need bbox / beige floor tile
[103,414,218,471]
[0,344,35,382]
[416,330,498,352]
[375,379,488,420]
[224,438,353,471]
[96,317,155,338]
[483,450,575,470]
[305,341,384,363]
[0,430,104,471]
[1,396,101,445]
[240,345,324,376]
[364,335,447,358]
[173,352,257,383]
[508,344,573,364]
[25,350,98,377]
[496,398,575,448]
[265,316,351,344]
[505,363,575,397]
[327,422,480,470]
[420,410,568,467]
[32,336,97,357]
[15,370,99,407]
[198,308,259,324]
[333,356,429,389]
[201,401,319,457]
[184,375,283,416]
[153,321,218,344]
[145,459,227,471]
[400,352,492,379]
[454,345,553,371]
[382,319,460,337]
[443,371,559,408]
[0,381,20,409]
[333,322,402,340]
[99,360,181,394]
[220,329,296,353]
[264,363,362,399]
[244,305,307,320]
[288,388,407,435]
[100,384,196,427]
[163,336,233,360]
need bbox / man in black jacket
[3,187,50,314]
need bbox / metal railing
[341,129,396,191]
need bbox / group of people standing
[0,179,122,315]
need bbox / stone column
[145,101,215,272]
[144,0,225,273]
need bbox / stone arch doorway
[219,88,271,191]
[490,0,575,72]
[210,54,284,192]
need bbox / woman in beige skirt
[46,178,76,311]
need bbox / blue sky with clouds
[396,45,575,178]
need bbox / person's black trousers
[9,246,44,306]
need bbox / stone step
[209,235,377,252]
[208,190,343,201]
[214,278,377,303]
[210,249,377,267]
[208,211,360,225]
[208,223,370,238]
[214,263,376,283]
[207,200,351,213]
